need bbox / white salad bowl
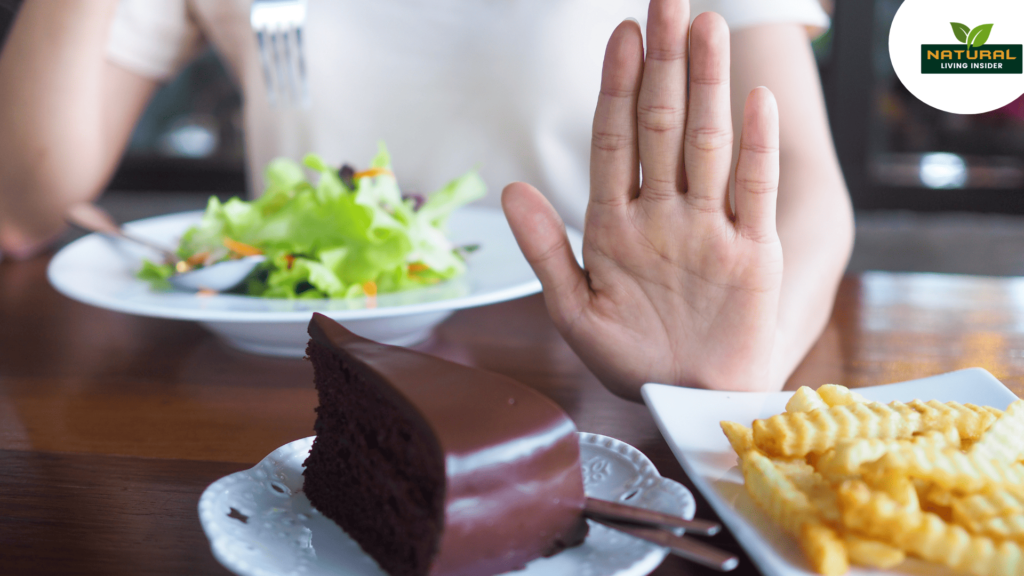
[48,206,582,357]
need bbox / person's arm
[729,23,854,389]
[0,0,158,258]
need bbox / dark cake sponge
[303,313,587,576]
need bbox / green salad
[139,144,485,298]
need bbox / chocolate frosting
[307,313,586,576]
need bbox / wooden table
[3,250,1024,575]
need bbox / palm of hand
[573,188,783,398]
[504,0,783,399]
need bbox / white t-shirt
[106,0,827,231]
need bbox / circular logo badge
[889,0,1024,114]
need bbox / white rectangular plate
[642,368,1020,576]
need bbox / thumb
[501,182,589,327]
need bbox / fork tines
[250,0,308,108]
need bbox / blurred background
[821,0,1024,276]
[2,0,1023,275]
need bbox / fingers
[733,87,780,242]
[591,19,644,208]
[636,0,689,200]
[682,12,733,212]
[502,182,589,324]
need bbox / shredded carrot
[353,167,394,180]
[363,281,378,309]
[185,251,210,267]
[284,254,296,270]
[223,237,263,257]
[408,262,430,273]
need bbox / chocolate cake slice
[303,313,587,576]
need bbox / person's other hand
[503,0,783,400]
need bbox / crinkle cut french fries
[723,384,1024,576]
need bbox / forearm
[730,23,853,390]
[0,0,149,257]
[767,43,854,389]
[769,161,853,388]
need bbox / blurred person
[0,0,852,396]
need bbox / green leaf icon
[968,23,993,47]
[951,22,970,43]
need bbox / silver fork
[250,0,308,107]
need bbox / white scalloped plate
[642,368,1020,576]
[199,433,695,576]
[48,206,582,356]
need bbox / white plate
[47,206,582,356]
[642,368,1021,576]
[199,433,695,576]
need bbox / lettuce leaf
[137,260,175,290]
[138,143,485,298]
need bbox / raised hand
[503,0,783,400]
